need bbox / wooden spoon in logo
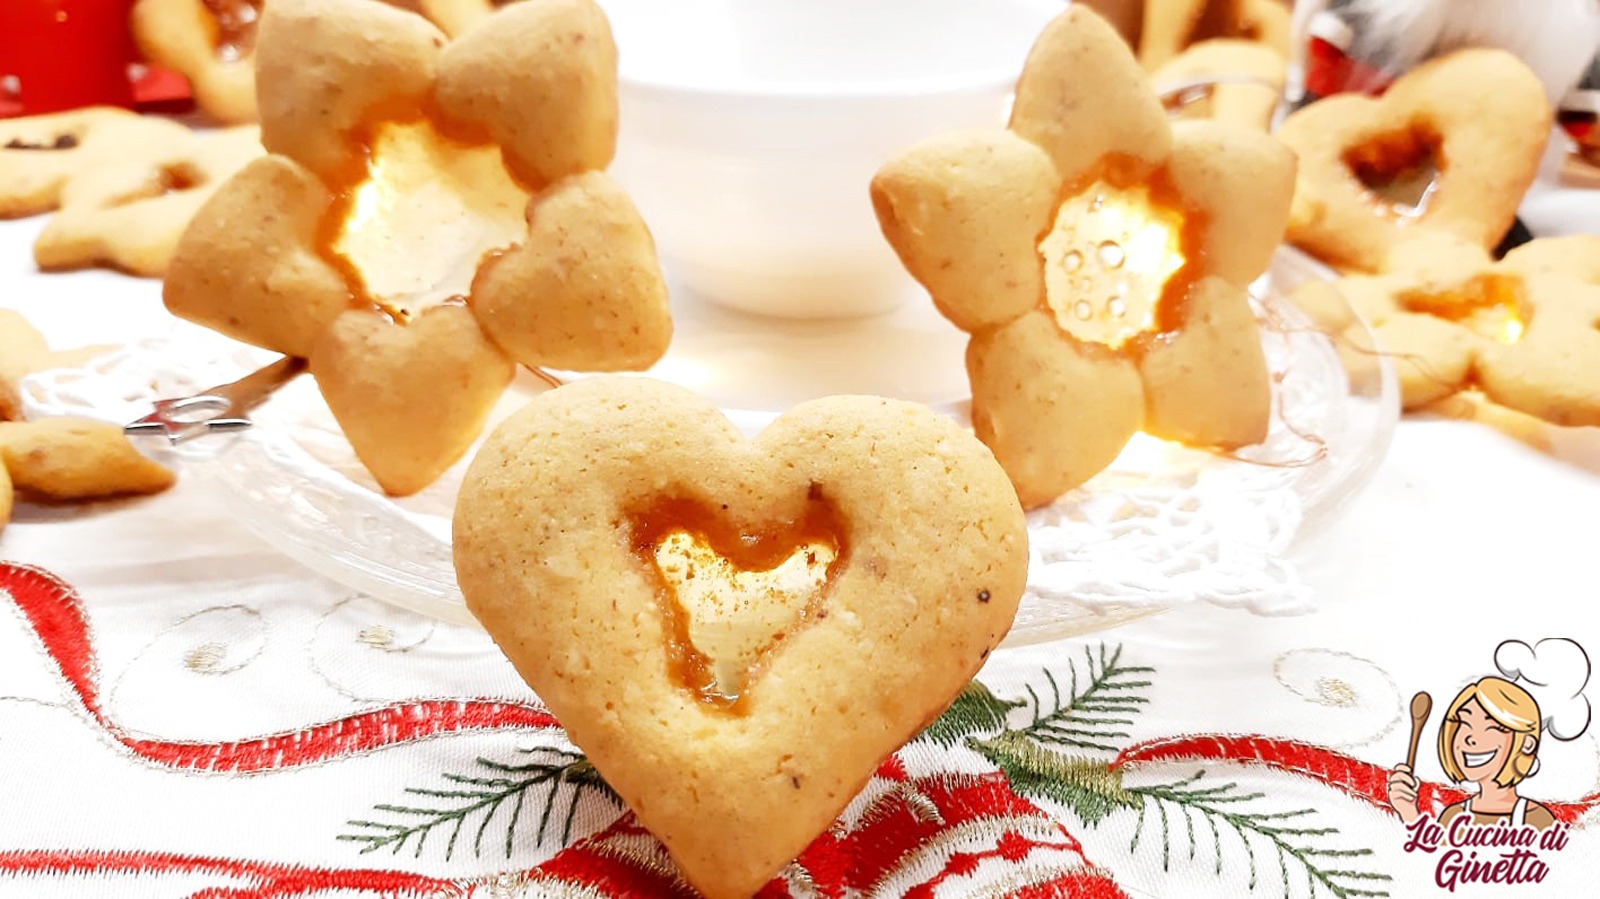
[1406,691,1433,769]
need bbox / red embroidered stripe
[1115,734,1600,823]
[1,563,559,772]
[0,849,462,898]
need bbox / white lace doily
[21,254,1398,646]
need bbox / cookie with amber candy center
[1276,48,1552,273]
[1293,232,1600,428]
[872,5,1293,509]
[453,377,1028,899]
[163,0,671,496]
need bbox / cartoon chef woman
[1388,676,1557,830]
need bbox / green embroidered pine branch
[920,681,1025,748]
[921,642,1154,751]
[338,747,618,861]
[1127,771,1392,899]
[970,730,1138,825]
[1016,643,1154,754]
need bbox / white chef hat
[1495,638,1592,742]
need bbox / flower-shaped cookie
[165,0,672,496]
[872,6,1294,509]
[1293,232,1600,427]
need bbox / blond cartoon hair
[1439,677,1542,787]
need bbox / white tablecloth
[1,190,1598,898]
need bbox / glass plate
[21,245,1394,645]
[154,245,1391,646]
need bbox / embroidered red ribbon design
[0,562,559,772]
[1116,734,1600,824]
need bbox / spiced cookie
[1276,48,1552,273]
[0,418,176,503]
[454,376,1028,899]
[34,125,264,277]
[0,108,192,218]
[164,0,670,495]
[872,5,1293,508]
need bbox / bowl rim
[611,0,1063,101]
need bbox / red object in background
[0,0,139,117]
[1303,38,1395,102]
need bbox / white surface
[2,172,1599,897]
[603,0,1060,319]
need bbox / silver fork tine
[125,356,307,445]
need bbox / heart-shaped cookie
[1276,48,1552,273]
[453,377,1028,899]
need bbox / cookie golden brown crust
[34,126,264,277]
[1296,232,1600,427]
[164,0,670,496]
[1276,49,1552,273]
[454,377,1028,899]
[0,418,176,501]
[873,5,1292,509]
[470,172,672,372]
[0,108,193,219]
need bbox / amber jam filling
[1037,160,1194,349]
[630,493,847,713]
[316,112,530,324]
[1344,128,1442,219]
[1401,273,1528,345]
[204,0,263,63]
[109,162,204,208]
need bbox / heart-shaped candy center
[632,495,845,712]
[1343,126,1441,217]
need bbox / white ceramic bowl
[602,0,1063,319]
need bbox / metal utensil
[125,355,306,445]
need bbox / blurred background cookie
[1276,48,1553,273]
[131,0,262,123]
[1082,0,1292,69]
[1151,38,1286,131]
[34,125,263,276]
[131,0,525,123]
[0,107,191,217]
